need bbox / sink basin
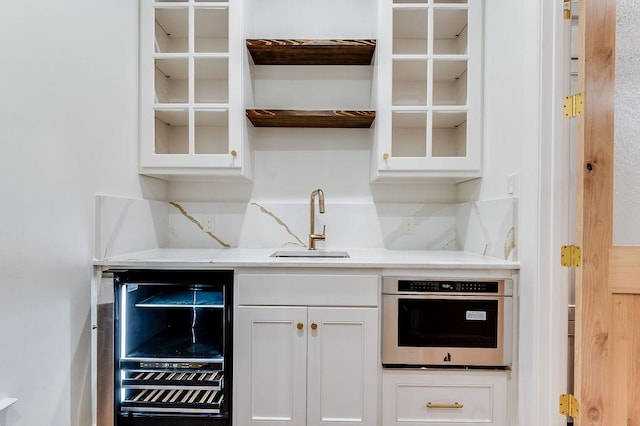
[270,250,350,258]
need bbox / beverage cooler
[96,270,233,426]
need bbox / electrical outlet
[402,217,415,235]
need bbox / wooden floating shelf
[246,39,376,65]
[246,109,376,128]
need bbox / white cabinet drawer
[396,383,491,422]
[237,273,378,306]
[383,370,509,425]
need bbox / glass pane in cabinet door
[195,110,229,154]
[392,112,427,157]
[194,7,229,53]
[393,60,428,106]
[393,8,427,55]
[432,111,467,157]
[432,60,467,105]
[194,58,229,103]
[433,8,468,55]
[154,8,188,53]
[155,109,189,155]
[155,59,188,103]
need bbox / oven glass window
[397,299,498,348]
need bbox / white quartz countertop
[93,248,519,270]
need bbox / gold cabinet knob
[230,150,237,157]
[297,322,304,330]
[310,323,318,330]
[383,153,389,160]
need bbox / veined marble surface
[456,198,518,261]
[95,195,518,262]
[94,247,519,270]
[95,195,167,259]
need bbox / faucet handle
[321,225,326,237]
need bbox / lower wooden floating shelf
[245,109,376,128]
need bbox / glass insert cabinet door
[376,0,483,180]
[139,0,243,172]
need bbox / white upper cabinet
[139,0,250,180]
[138,0,483,180]
[374,0,483,181]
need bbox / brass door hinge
[561,245,582,267]
[564,93,583,117]
[559,394,579,419]
[563,0,571,20]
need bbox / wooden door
[235,306,308,426]
[575,0,640,424]
[306,307,378,426]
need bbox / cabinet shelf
[136,290,223,308]
[246,39,376,65]
[245,109,375,128]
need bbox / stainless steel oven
[382,277,513,368]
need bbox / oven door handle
[426,402,464,409]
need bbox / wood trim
[609,246,640,294]
[245,109,376,128]
[246,39,376,65]
[574,0,616,423]
[608,294,640,424]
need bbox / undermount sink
[270,250,350,258]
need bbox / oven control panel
[398,280,499,293]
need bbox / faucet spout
[309,189,326,250]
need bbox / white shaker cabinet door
[307,307,379,426]
[236,306,308,426]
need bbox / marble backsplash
[456,198,518,261]
[95,195,518,261]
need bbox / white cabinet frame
[374,0,483,181]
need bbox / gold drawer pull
[426,402,464,409]
[310,322,318,330]
[297,322,304,330]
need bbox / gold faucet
[308,189,326,250]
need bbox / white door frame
[518,0,573,425]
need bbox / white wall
[457,0,523,203]
[0,2,166,425]
[614,0,640,244]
